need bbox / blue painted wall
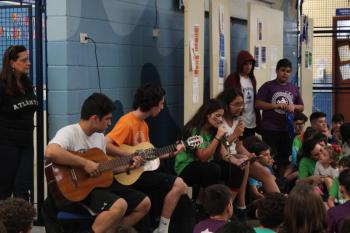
[281,0,298,85]
[47,0,185,144]
[46,0,297,145]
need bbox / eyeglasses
[243,61,253,65]
[229,103,244,109]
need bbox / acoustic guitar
[110,135,203,185]
[45,136,202,202]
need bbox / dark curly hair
[132,83,165,112]
[256,192,286,229]
[0,198,36,233]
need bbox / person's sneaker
[153,228,167,233]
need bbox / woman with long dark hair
[175,99,246,203]
[0,45,37,201]
[217,89,279,220]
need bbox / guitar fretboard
[98,143,179,172]
[99,156,132,172]
[146,144,177,159]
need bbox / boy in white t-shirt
[45,93,150,233]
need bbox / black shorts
[56,181,146,215]
[132,171,176,197]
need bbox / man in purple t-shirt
[193,184,233,233]
[256,58,304,175]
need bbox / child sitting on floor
[314,145,340,193]
[247,141,275,200]
[328,156,350,208]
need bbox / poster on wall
[340,64,350,80]
[338,45,350,62]
[308,51,312,69]
[254,45,260,69]
[305,51,309,68]
[218,33,225,92]
[304,50,313,69]
[218,4,225,92]
[191,24,200,103]
[257,18,263,41]
[219,5,224,34]
[261,46,267,69]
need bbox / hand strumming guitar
[83,159,100,177]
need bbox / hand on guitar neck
[158,142,185,159]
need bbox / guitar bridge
[70,168,78,187]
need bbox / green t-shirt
[174,131,214,175]
[298,157,316,179]
[330,177,339,198]
[254,227,276,233]
[293,135,302,151]
[329,177,346,204]
[291,135,302,165]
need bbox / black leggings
[179,160,244,190]
[0,144,33,202]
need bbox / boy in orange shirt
[106,84,187,233]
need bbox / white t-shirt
[240,76,256,128]
[314,161,339,178]
[49,123,106,153]
[222,118,239,154]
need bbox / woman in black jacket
[0,45,38,202]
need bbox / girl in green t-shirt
[175,99,247,202]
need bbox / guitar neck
[98,156,132,172]
[98,143,179,172]
[153,143,178,157]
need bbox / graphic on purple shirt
[256,80,303,131]
[193,219,226,233]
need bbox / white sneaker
[153,228,167,233]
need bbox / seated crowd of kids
[2,54,350,233]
